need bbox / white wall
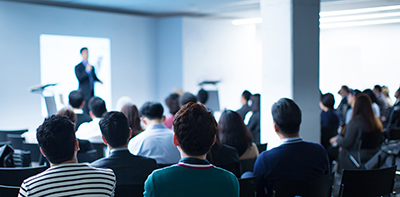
[320,23,400,104]
[182,17,263,112]
[0,1,157,133]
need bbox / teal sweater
[144,158,239,197]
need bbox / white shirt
[76,118,103,143]
[128,124,180,164]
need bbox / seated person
[121,104,143,138]
[236,90,252,120]
[164,93,180,129]
[76,97,107,143]
[144,102,239,197]
[253,98,330,196]
[128,102,180,165]
[19,115,115,196]
[68,90,92,131]
[91,112,158,194]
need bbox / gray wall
[0,1,157,132]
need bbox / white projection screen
[40,34,111,116]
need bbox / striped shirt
[18,163,116,197]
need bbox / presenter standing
[75,47,102,114]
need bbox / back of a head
[69,90,84,108]
[352,94,380,131]
[250,94,261,112]
[140,102,164,120]
[363,89,378,104]
[272,98,302,135]
[100,112,130,148]
[89,97,107,118]
[36,115,76,164]
[242,90,252,101]
[341,85,350,93]
[374,85,382,92]
[321,93,335,110]
[121,104,142,133]
[179,92,198,107]
[57,107,77,124]
[197,89,208,104]
[173,102,217,156]
[350,89,361,97]
[165,93,180,115]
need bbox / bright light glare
[232,18,263,25]
[320,18,400,29]
[321,12,400,23]
[320,5,400,17]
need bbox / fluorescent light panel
[321,12,400,23]
[320,5,400,17]
[320,18,400,29]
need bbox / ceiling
[4,0,400,18]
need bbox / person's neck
[50,157,78,167]
[146,119,163,126]
[108,144,128,151]
[279,133,300,139]
[180,152,207,160]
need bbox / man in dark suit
[68,90,92,131]
[75,47,102,113]
[253,98,330,197]
[90,111,158,194]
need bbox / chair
[91,142,106,160]
[222,161,242,178]
[256,143,267,154]
[240,158,257,173]
[0,185,20,197]
[238,176,257,197]
[0,165,48,186]
[348,132,384,168]
[114,184,144,197]
[7,134,24,149]
[77,149,98,163]
[0,129,27,142]
[22,143,41,162]
[338,166,396,197]
[270,172,334,197]
[385,106,400,140]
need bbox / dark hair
[271,98,302,135]
[339,85,350,94]
[36,115,76,164]
[140,102,164,120]
[218,110,252,156]
[242,90,252,101]
[197,89,208,104]
[89,97,107,118]
[80,47,88,54]
[165,93,180,115]
[68,91,85,108]
[250,94,261,112]
[350,89,361,96]
[352,94,382,132]
[121,104,142,138]
[100,112,130,148]
[374,85,382,92]
[321,93,335,110]
[173,102,217,156]
[179,92,198,107]
[363,89,378,104]
[57,107,77,124]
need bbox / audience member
[144,102,239,197]
[19,115,115,196]
[382,86,393,107]
[207,136,241,178]
[76,97,107,143]
[330,94,383,172]
[91,112,157,193]
[247,94,261,144]
[395,88,400,106]
[253,98,330,196]
[128,102,180,165]
[68,90,92,131]
[236,90,252,120]
[344,89,362,124]
[164,93,180,129]
[197,88,208,104]
[363,89,381,118]
[319,93,340,163]
[337,85,350,127]
[179,92,197,107]
[121,104,143,138]
[373,85,389,115]
[219,110,259,160]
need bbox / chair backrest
[0,129,27,142]
[271,172,334,197]
[114,184,144,197]
[240,158,257,174]
[22,143,40,162]
[91,142,106,160]
[338,166,396,197]
[238,176,257,197]
[7,134,24,149]
[386,106,400,140]
[0,165,48,186]
[221,161,241,178]
[256,143,267,154]
[77,149,98,163]
[0,185,20,197]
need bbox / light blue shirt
[128,124,180,164]
[345,103,380,124]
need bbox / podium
[29,84,57,117]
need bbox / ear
[141,117,147,126]
[89,111,95,119]
[80,100,86,109]
[273,123,279,132]
[173,134,179,147]
[211,135,216,146]
[75,139,80,152]
[102,136,108,145]
[162,116,166,123]
[39,147,46,157]
[129,128,132,139]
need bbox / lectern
[29,84,57,117]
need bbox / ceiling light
[320,18,400,29]
[320,5,400,17]
[321,12,400,23]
